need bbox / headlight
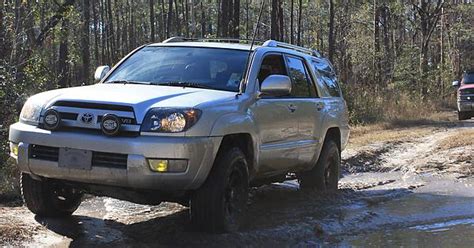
[20,97,45,125]
[141,108,201,133]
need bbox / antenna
[239,0,266,95]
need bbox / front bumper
[458,100,474,112]
[9,122,222,190]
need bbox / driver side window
[257,54,287,85]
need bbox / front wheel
[298,139,340,191]
[190,147,249,233]
[458,111,470,121]
[21,173,82,217]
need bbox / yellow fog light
[148,159,168,172]
[10,143,19,156]
[148,159,188,173]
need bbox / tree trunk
[150,0,155,42]
[233,0,240,38]
[82,0,91,84]
[297,0,302,45]
[328,0,335,62]
[58,20,70,88]
[167,0,173,37]
[290,0,294,44]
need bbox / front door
[250,53,300,175]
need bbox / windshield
[105,46,249,92]
[463,73,474,84]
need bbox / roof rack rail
[162,36,264,44]
[262,40,321,57]
[162,37,199,43]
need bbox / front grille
[54,101,134,112]
[59,112,78,120]
[92,152,128,169]
[46,100,140,136]
[29,145,128,169]
[461,88,474,95]
[30,145,59,161]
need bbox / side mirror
[260,75,292,97]
[452,80,459,87]
[94,65,110,82]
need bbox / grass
[437,129,474,150]
[0,213,37,244]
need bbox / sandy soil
[1,114,473,247]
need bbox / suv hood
[460,84,474,90]
[42,83,236,122]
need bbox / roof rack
[162,36,264,44]
[262,40,321,57]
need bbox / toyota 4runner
[9,38,349,232]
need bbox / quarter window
[286,56,317,97]
[312,59,341,97]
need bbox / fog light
[10,143,19,156]
[148,159,188,173]
[149,159,168,172]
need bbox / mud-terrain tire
[458,111,470,121]
[299,139,340,191]
[21,173,82,217]
[190,147,249,233]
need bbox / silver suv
[9,38,349,232]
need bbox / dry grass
[348,110,459,148]
[349,125,434,148]
[437,129,474,150]
[0,213,37,244]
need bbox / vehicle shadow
[33,183,419,247]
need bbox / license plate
[58,148,92,170]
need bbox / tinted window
[463,73,474,84]
[105,47,249,92]
[286,56,317,97]
[312,59,341,97]
[258,54,287,84]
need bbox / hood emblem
[80,113,94,124]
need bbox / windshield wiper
[152,81,214,89]
[107,80,150,85]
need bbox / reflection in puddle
[349,218,474,247]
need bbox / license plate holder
[58,148,92,170]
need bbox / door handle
[288,104,297,113]
[316,102,324,111]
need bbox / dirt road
[1,115,473,247]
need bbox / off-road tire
[190,147,249,233]
[21,173,82,217]
[299,139,340,191]
[458,111,470,121]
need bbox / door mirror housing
[94,65,110,82]
[260,75,292,97]
[452,80,460,87]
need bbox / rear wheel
[21,173,82,217]
[299,139,340,191]
[458,111,470,121]
[190,147,249,233]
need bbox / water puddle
[348,218,474,247]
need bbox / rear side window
[285,56,317,97]
[312,59,341,97]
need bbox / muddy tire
[299,139,340,191]
[21,173,82,217]
[458,112,470,121]
[190,147,249,233]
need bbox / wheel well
[324,127,341,152]
[218,133,255,178]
